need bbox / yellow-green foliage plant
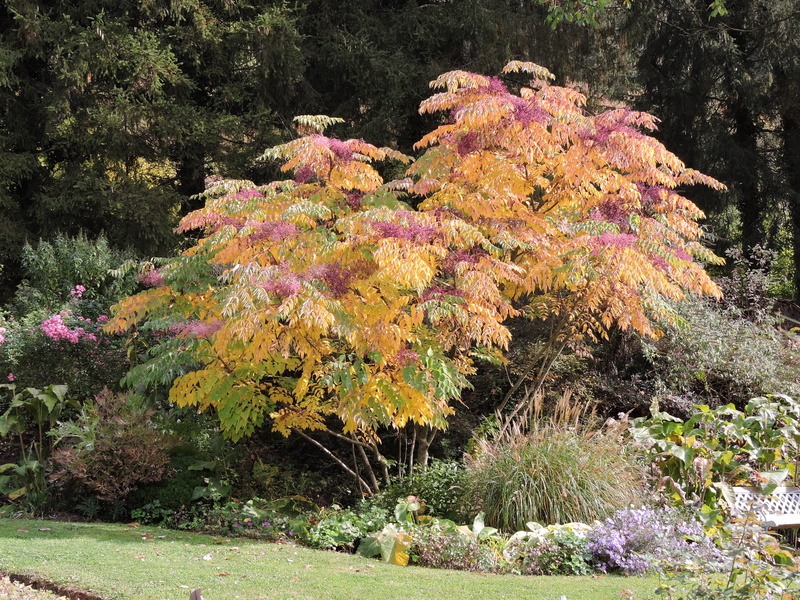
[107,62,723,451]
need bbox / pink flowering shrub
[0,306,128,400]
[41,313,82,343]
[2,234,141,405]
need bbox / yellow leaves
[330,161,384,192]
[427,70,492,93]
[105,287,172,333]
[373,240,438,291]
[281,200,332,224]
[271,407,326,437]
[502,61,554,82]
[291,114,344,133]
[293,293,336,336]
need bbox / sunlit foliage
[108,62,723,441]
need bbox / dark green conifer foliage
[0,0,304,295]
[628,0,800,293]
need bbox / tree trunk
[413,424,437,469]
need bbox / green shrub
[630,395,800,512]
[12,233,138,316]
[642,295,800,408]
[461,425,645,531]
[306,504,390,551]
[367,460,467,521]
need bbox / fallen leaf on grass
[215,573,230,577]
[303,565,313,569]
[38,528,51,532]
[16,529,28,533]
[178,585,189,589]
[203,553,213,560]
[290,578,299,582]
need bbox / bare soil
[0,574,106,600]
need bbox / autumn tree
[108,62,723,490]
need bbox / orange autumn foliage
[108,63,723,441]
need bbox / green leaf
[758,469,789,495]
[188,460,217,471]
[669,445,695,467]
[357,535,382,559]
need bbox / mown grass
[0,519,662,600]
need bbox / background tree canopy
[0,0,797,299]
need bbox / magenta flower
[396,349,420,367]
[0,326,5,345]
[70,284,86,299]
[6,373,14,382]
[169,320,224,338]
[138,269,166,288]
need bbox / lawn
[0,519,662,600]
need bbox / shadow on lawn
[0,518,226,547]
[0,519,222,600]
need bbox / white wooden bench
[733,486,800,528]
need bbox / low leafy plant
[358,523,415,566]
[409,525,500,572]
[306,504,389,551]
[503,521,593,576]
[454,512,499,542]
[373,460,467,520]
[0,384,72,512]
[630,395,800,517]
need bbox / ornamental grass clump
[462,421,646,531]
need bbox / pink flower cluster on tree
[0,326,5,345]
